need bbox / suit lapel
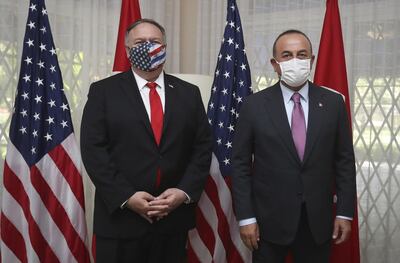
[162,75,174,135]
[159,74,178,147]
[264,83,301,164]
[119,71,154,140]
[303,82,324,164]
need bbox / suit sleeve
[177,87,212,202]
[334,96,357,218]
[231,99,255,220]
[80,83,135,214]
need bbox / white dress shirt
[132,70,166,119]
[119,70,190,208]
[238,81,351,226]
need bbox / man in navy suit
[232,30,356,263]
[81,19,212,263]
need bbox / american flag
[187,0,252,262]
[128,42,166,71]
[0,0,90,262]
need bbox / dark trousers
[253,205,331,263]
[96,231,187,263]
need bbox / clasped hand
[126,188,187,223]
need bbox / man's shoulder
[310,82,345,102]
[164,74,202,100]
[244,82,280,103]
[91,71,129,88]
[87,71,133,98]
[164,74,198,90]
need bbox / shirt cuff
[182,190,192,204]
[336,215,353,221]
[120,199,128,209]
[238,217,257,226]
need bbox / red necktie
[146,82,163,188]
[291,92,306,161]
[146,82,164,145]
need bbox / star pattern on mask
[129,42,166,71]
[129,42,152,70]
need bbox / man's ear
[310,54,316,68]
[270,58,281,75]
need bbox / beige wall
[180,0,198,73]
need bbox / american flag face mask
[128,41,166,72]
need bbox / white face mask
[276,58,311,87]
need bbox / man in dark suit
[232,30,356,262]
[80,19,212,263]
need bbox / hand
[147,188,187,218]
[126,191,157,223]
[239,223,260,251]
[332,218,352,244]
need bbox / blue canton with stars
[207,0,252,177]
[9,0,73,166]
[129,42,152,69]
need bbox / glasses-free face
[271,33,315,76]
[125,22,164,50]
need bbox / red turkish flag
[112,0,141,72]
[314,0,361,262]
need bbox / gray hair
[124,18,167,46]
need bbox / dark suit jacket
[232,81,356,245]
[80,70,212,238]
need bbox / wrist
[177,188,192,204]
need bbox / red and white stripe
[1,133,90,263]
[188,154,251,263]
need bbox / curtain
[196,1,400,262]
[1,0,399,262]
